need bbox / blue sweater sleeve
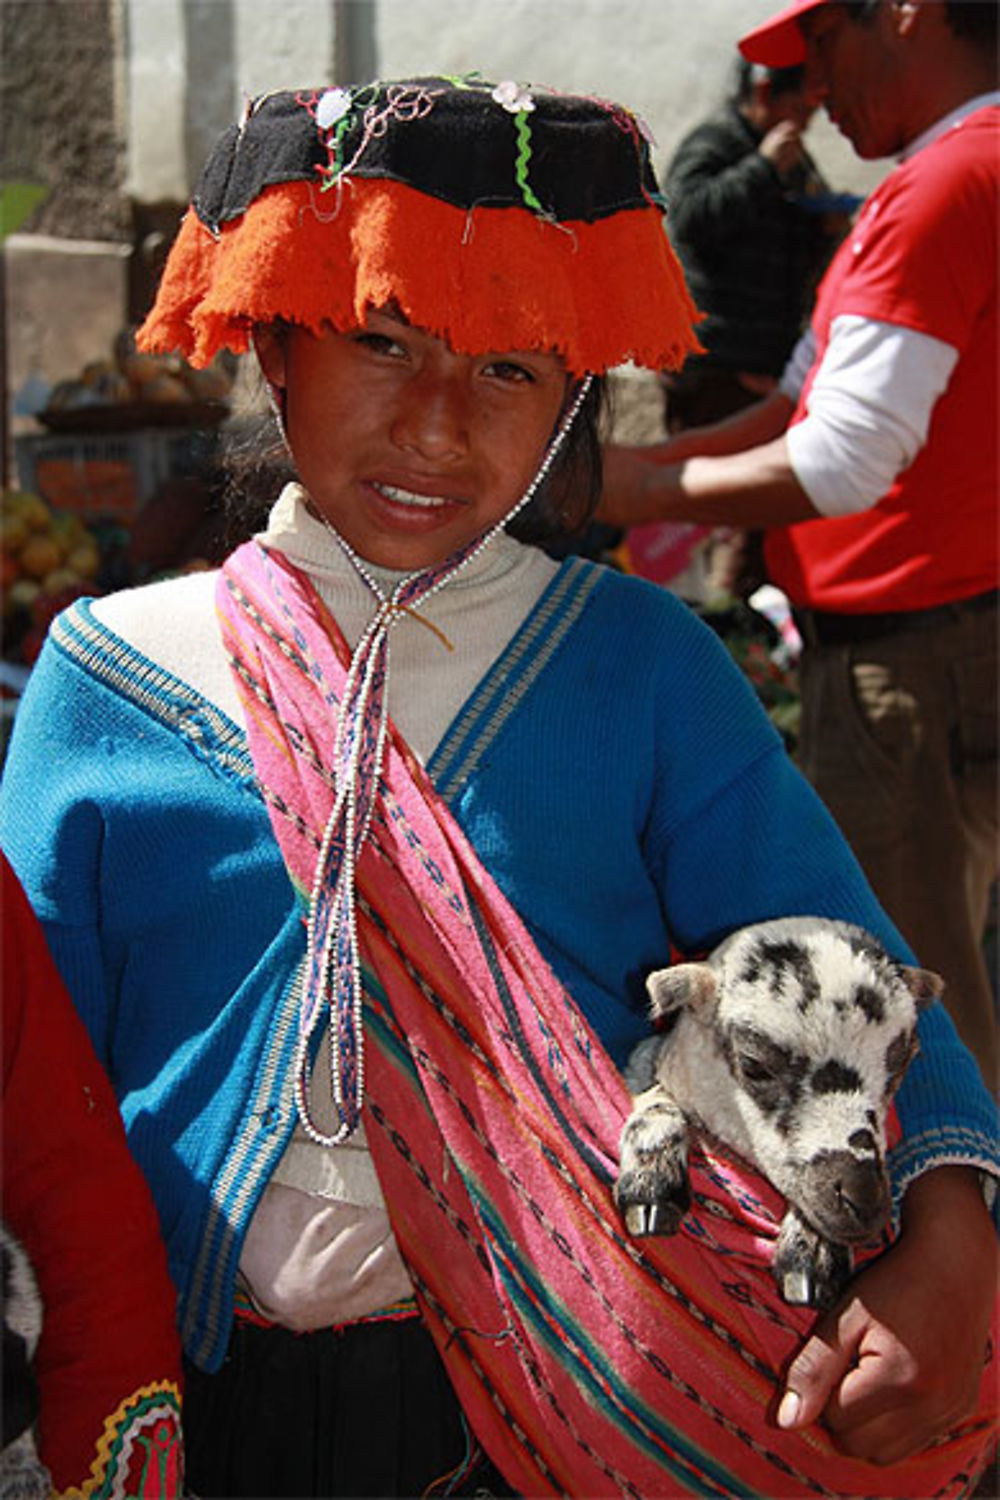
[0,607,310,1369]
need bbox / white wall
[374,0,884,195]
[124,0,887,205]
[124,0,189,200]
[233,0,337,98]
[124,0,337,203]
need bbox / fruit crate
[14,426,220,523]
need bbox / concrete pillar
[123,0,190,202]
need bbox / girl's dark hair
[220,406,297,548]
[221,369,610,551]
[505,376,609,545]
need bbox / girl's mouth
[371,481,460,511]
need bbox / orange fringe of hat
[138,175,701,378]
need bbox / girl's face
[255,310,570,571]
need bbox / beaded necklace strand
[296,377,593,1143]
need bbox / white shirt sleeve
[783,314,959,517]
[779,328,816,406]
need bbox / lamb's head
[646,917,941,1246]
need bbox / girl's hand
[777,1167,997,1462]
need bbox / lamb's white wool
[616,917,941,1307]
[1,1226,41,1353]
[1,1225,51,1499]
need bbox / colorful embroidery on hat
[307,81,445,193]
[491,79,535,114]
[307,76,551,216]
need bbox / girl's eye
[483,359,535,385]
[355,332,407,359]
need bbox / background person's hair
[731,58,808,105]
[942,0,999,55]
[843,0,998,56]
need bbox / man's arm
[600,318,959,534]
[598,390,818,531]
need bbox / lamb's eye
[726,1027,807,1115]
[739,1054,776,1084]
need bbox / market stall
[2,330,236,750]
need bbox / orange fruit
[19,534,63,580]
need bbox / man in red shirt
[601,0,998,1088]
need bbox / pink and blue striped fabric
[218,540,997,1498]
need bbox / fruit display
[41,328,235,428]
[2,489,104,664]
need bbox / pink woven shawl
[217,539,997,1498]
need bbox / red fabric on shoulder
[2,855,183,1494]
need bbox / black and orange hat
[138,76,700,377]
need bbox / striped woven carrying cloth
[218,541,997,1499]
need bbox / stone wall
[1,0,125,242]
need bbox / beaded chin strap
[296,376,593,1144]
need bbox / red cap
[738,0,827,67]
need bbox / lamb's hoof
[623,1201,684,1237]
[781,1268,815,1306]
[616,1172,690,1237]
[774,1219,851,1310]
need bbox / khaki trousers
[797,602,998,1087]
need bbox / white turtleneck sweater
[93,484,560,1330]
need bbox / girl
[1,77,995,1497]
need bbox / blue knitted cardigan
[1,556,994,1371]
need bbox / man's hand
[598,444,680,530]
[777,1167,997,1463]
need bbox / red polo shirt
[765,106,998,614]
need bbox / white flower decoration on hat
[316,87,353,130]
[492,80,535,114]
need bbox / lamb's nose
[834,1156,888,1226]
[803,1149,890,1240]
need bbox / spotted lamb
[615,916,941,1309]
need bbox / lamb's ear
[900,964,944,1009]
[646,963,718,1020]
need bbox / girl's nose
[391,371,468,462]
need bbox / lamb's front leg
[616,1082,691,1237]
[774,1206,851,1310]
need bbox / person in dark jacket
[657,56,856,599]
[663,55,852,433]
